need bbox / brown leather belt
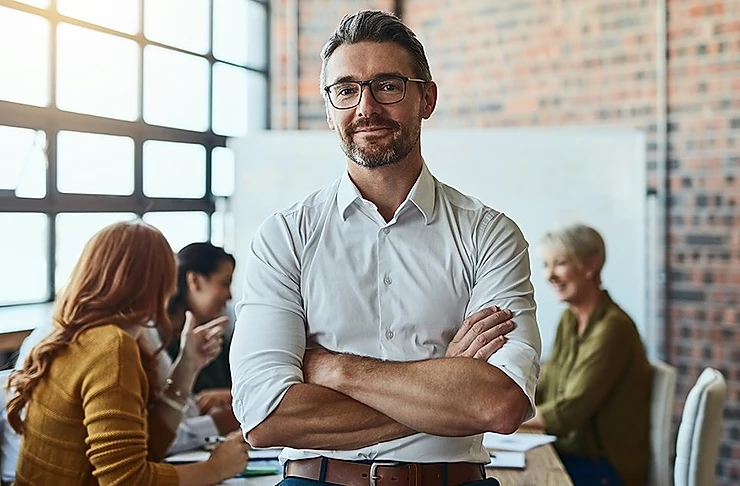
[285,457,485,486]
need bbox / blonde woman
[525,224,651,486]
[6,221,248,485]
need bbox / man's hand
[445,307,515,360]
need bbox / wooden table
[222,442,572,486]
[490,442,573,486]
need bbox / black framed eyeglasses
[324,75,427,110]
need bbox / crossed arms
[231,212,542,450]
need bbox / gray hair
[540,224,606,283]
[320,10,433,89]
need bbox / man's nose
[356,84,382,117]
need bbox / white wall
[230,127,651,359]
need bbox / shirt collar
[336,162,436,224]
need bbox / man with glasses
[231,10,541,486]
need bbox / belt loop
[319,456,328,482]
[441,462,448,486]
[409,463,421,486]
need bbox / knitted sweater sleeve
[81,329,179,486]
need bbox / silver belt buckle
[369,461,400,486]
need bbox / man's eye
[378,82,400,91]
[334,85,358,97]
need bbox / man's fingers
[454,316,515,358]
[473,335,507,360]
[454,308,513,353]
[450,307,498,344]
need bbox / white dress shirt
[231,162,541,464]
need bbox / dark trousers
[278,479,500,486]
[559,455,623,486]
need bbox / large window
[0,0,269,308]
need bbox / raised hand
[445,307,515,360]
[179,311,229,372]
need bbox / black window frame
[0,0,270,306]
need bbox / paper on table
[486,451,526,469]
[249,448,283,460]
[483,432,557,452]
[164,450,210,463]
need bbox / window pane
[246,70,268,130]
[143,46,209,131]
[143,211,209,252]
[57,23,139,121]
[144,0,209,54]
[55,213,137,291]
[212,0,248,66]
[211,146,234,197]
[212,63,248,137]
[0,213,48,305]
[0,125,47,198]
[57,0,139,34]
[0,7,49,107]
[143,140,206,198]
[210,210,234,250]
[246,0,267,69]
[57,131,134,195]
[12,0,49,7]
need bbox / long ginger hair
[6,221,177,434]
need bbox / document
[164,450,210,463]
[486,451,526,469]
[483,432,557,452]
[249,447,283,460]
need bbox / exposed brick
[270,1,740,482]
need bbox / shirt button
[385,329,394,340]
[384,275,392,285]
[383,228,390,235]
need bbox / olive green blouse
[537,291,651,486]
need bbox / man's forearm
[247,383,415,449]
[322,355,528,437]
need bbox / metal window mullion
[45,0,59,300]
[263,0,271,129]
[206,0,216,241]
[134,0,145,217]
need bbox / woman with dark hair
[167,242,236,419]
[6,221,248,485]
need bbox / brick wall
[269,0,740,482]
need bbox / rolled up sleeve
[467,212,542,421]
[230,213,307,434]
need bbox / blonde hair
[540,224,606,284]
[6,221,177,434]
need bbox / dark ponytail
[168,242,235,314]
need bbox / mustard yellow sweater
[15,324,179,485]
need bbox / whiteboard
[230,127,649,360]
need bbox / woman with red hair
[6,221,248,485]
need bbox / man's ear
[420,81,438,120]
[326,105,336,131]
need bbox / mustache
[349,117,399,134]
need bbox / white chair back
[648,360,677,486]
[674,367,727,486]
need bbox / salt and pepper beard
[337,115,422,169]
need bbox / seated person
[5,221,248,486]
[165,242,236,418]
[524,224,651,486]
